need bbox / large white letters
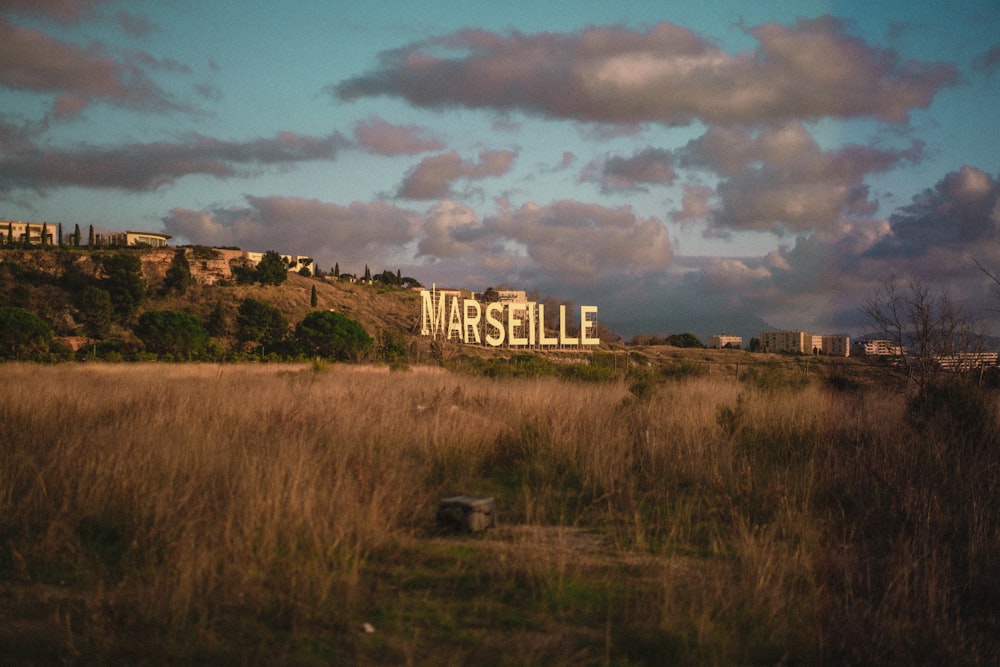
[419,290,599,347]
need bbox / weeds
[0,362,998,664]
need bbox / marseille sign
[420,289,599,347]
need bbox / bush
[236,298,288,349]
[135,310,211,360]
[294,310,372,361]
[0,306,51,358]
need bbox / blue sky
[1,0,998,340]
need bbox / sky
[1,0,998,341]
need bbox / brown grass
[1,362,998,664]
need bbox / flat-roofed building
[708,334,742,349]
[760,330,812,354]
[819,335,850,357]
[1,219,59,245]
[497,289,527,303]
[126,231,170,247]
[858,339,904,356]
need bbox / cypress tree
[310,285,318,307]
[88,225,95,246]
[74,224,81,247]
[334,262,339,278]
[40,223,48,246]
[57,223,63,246]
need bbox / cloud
[333,18,956,126]
[163,196,418,264]
[0,17,183,113]
[417,199,499,259]
[974,45,1000,76]
[0,131,349,196]
[0,0,110,25]
[353,116,445,156]
[486,200,673,284]
[397,149,516,199]
[116,11,156,37]
[582,147,676,193]
[680,122,923,232]
[867,165,1000,258]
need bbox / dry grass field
[1,360,998,665]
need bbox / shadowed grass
[0,362,997,664]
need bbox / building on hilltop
[497,289,527,303]
[708,334,742,349]
[1,220,60,245]
[1,219,169,248]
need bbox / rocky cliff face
[0,246,244,287]
[139,247,245,287]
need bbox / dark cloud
[867,166,1000,258]
[582,147,676,193]
[163,196,417,263]
[353,116,445,156]
[0,17,183,113]
[0,131,349,196]
[333,18,956,126]
[397,149,516,199]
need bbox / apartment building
[708,334,742,349]
[760,330,850,356]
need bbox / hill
[0,246,423,357]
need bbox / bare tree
[974,258,1000,308]
[862,277,987,390]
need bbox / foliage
[0,306,51,358]
[235,297,288,348]
[294,310,372,360]
[134,310,210,359]
[162,249,193,295]
[666,332,704,348]
[75,285,113,337]
[100,253,146,321]
[374,326,407,362]
[255,250,288,286]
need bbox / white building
[708,334,742,349]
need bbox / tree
[76,286,113,337]
[333,262,340,278]
[163,249,193,295]
[295,310,372,361]
[667,332,704,348]
[101,253,146,321]
[255,250,287,286]
[482,286,500,303]
[236,298,288,349]
[206,301,232,338]
[0,306,51,358]
[88,225,94,246]
[310,284,318,307]
[73,224,81,247]
[862,277,986,389]
[135,310,210,359]
[364,264,372,282]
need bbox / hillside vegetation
[0,247,422,360]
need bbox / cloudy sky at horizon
[1,0,998,340]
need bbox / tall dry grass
[1,361,998,664]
